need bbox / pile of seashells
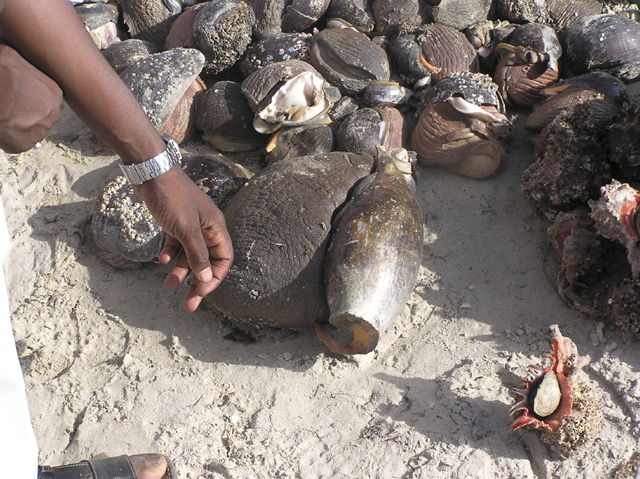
[87,0,640,355]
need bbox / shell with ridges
[119,0,181,47]
[430,0,493,31]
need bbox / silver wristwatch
[119,134,182,185]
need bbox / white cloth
[0,198,39,479]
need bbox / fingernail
[144,455,164,467]
[199,267,213,283]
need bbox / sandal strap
[39,455,137,479]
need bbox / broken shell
[253,70,331,134]
[589,180,640,279]
[206,152,376,329]
[318,147,423,354]
[310,27,391,95]
[493,23,562,108]
[119,0,181,47]
[239,33,312,77]
[266,124,334,165]
[195,81,266,152]
[120,48,206,144]
[430,0,493,31]
[564,14,640,83]
[336,107,389,157]
[282,0,330,32]
[191,0,255,75]
[75,3,121,50]
[415,23,479,83]
[102,39,159,75]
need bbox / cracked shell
[310,27,390,95]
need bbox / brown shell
[248,0,287,39]
[161,76,206,144]
[417,23,479,83]
[326,0,376,32]
[494,59,559,108]
[240,59,320,111]
[165,4,205,49]
[547,0,602,41]
[310,27,391,95]
[266,124,334,165]
[381,107,410,150]
[196,81,266,152]
[411,101,505,179]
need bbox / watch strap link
[119,134,182,185]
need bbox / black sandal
[38,454,177,479]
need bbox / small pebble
[605,342,618,353]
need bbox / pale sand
[1,98,639,478]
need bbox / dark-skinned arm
[0,0,233,311]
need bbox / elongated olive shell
[196,81,266,152]
[418,23,479,83]
[565,14,640,83]
[431,0,492,31]
[321,148,423,354]
[120,48,205,137]
[310,27,390,95]
[192,0,255,75]
[120,0,180,47]
[206,152,375,329]
[102,39,159,75]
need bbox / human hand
[132,166,233,312]
[0,43,63,153]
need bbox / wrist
[119,134,182,185]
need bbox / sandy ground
[2,92,640,479]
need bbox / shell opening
[315,316,379,355]
[254,71,330,134]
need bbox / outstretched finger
[159,235,182,265]
[183,279,206,312]
[164,250,191,290]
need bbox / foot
[129,455,168,479]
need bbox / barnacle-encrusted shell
[102,39,159,75]
[239,33,312,77]
[318,147,423,355]
[596,278,640,338]
[521,99,616,212]
[564,14,640,83]
[415,23,479,83]
[495,0,549,24]
[120,48,206,143]
[310,27,391,95]
[206,152,376,329]
[430,0,492,31]
[195,81,266,152]
[608,104,640,182]
[589,180,640,279]
[120,0,181,47]
[91,175,165,269]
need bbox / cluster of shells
[87,0,640,347]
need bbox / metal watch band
[119,134,182,185]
